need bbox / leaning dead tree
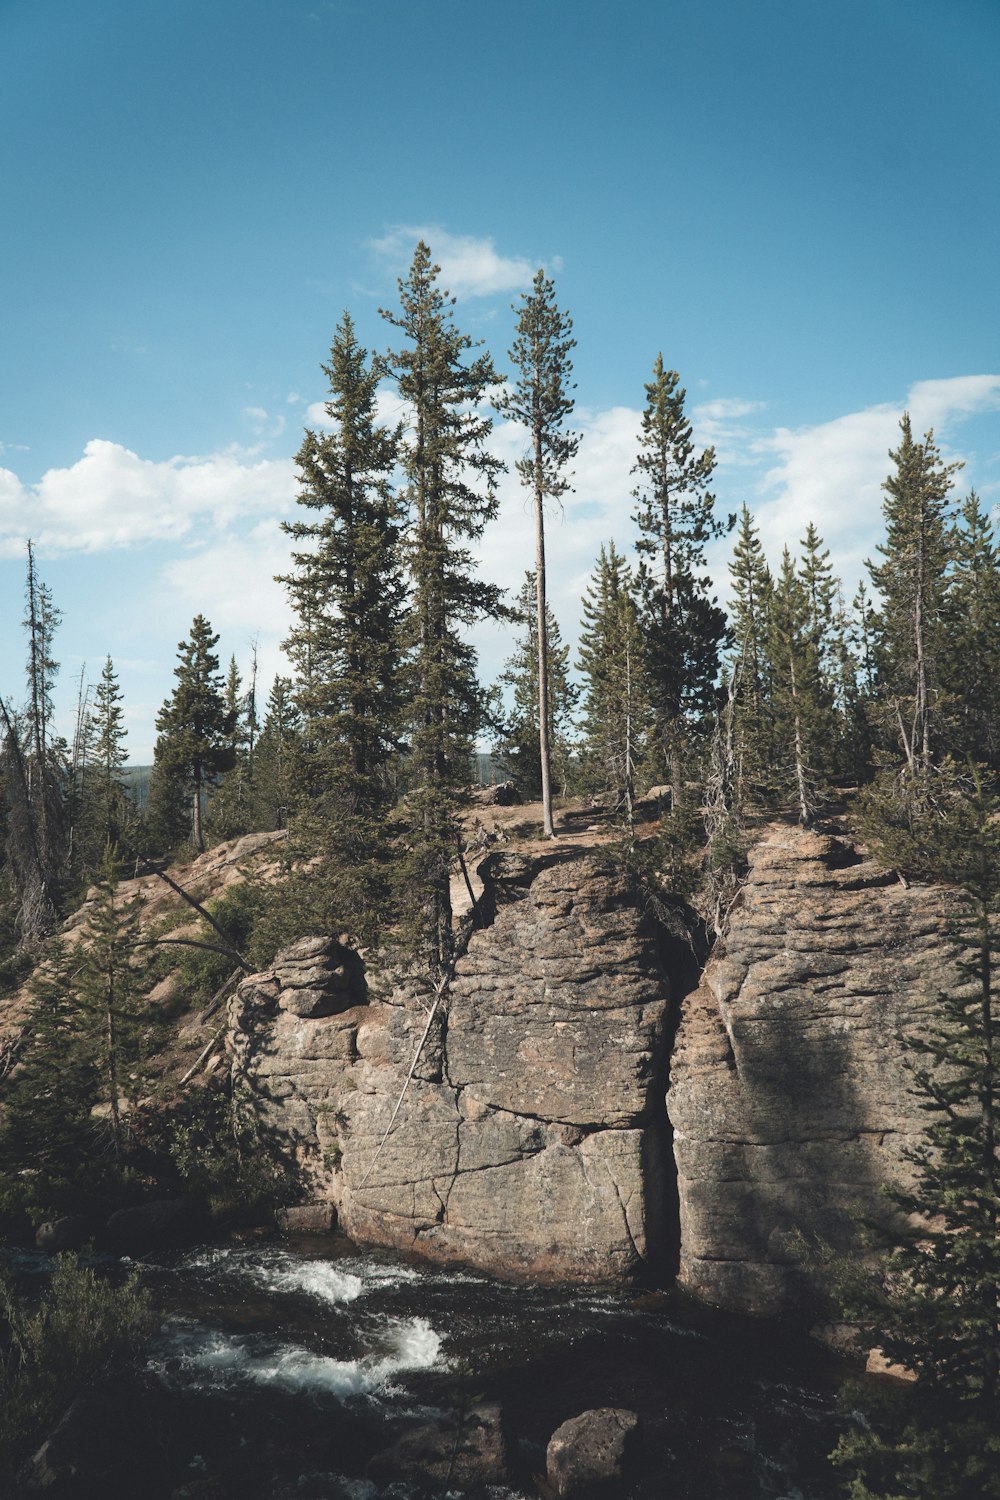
[0,697,61,949]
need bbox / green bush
[0,1253,156,1479]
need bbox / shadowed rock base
[669,822,962,1316]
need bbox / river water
[14,1234,853,1498]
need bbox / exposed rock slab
[229,852,676,1284]
[668,822,961,1316]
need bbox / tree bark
[535,428,555,839]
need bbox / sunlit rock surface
[230,851,684,1284]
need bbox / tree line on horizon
[1,241,999,1498]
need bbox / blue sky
[2,0,998,759]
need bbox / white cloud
[0,440,296,556]
[243,406,287,440]
[368,226,539,299]
[691,396,767,466]
[750,374,1000,591]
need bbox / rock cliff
[668,822,960,1316]
[228,822,964,1313]
[229,851,692,1283]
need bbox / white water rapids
[149,1245,444,1399]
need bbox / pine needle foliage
[0,848,152,1217]
[868,415,960,773]
[632,355,731,802]
[498,269,580,836]
[150,615,234,853]
[381,241,506,972]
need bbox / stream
[13,1233,853,1498]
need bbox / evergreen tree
[0,848,150,1214]
[798,521,836,664]
[495,572,578,798]
[942,492,1000,770]
[80,657,130,866]
[727,505,773,806]
[767,548,831,824]
[577,542,649,840]
[497,270,580,837]
[0,546,66,946]
[382,242,505,971]
[250,677,302,832]
[151,615,233,852]
[830,584,874,786]
[632,355,731,804]
[868,414,960,772]
[837,763,1000,1497]
[207,656,254,840]
[281,311,406,859]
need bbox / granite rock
[668,822,961,1316]
[229,852,678,1284]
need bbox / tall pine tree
[727,505,773,807]
[577,542,649,841]
[382,242,505,972]
[282,310,406,850]
[942,492,1000,770]
[497,270,580,837]
[150,616,233,852]
[632,355,731,805]
[868,414,960,772]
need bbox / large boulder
[104,1198,193,1255]
[546,1408,642,1498]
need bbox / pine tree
[250,677,302,832]
[0,546,66,946]
[497,270,580,837]
[868,414,960,772]
[0,848,150,1213]
[942,492,1000,770]
[632,355,731,804]
[727,505,773,806]
[495,572,578,798]
[282,311,406,848]
[837,763,1000,1497]
[150,615,233,852]
[767,548,831,824]
[798,521,836,663]
[382,242,505,971]
[577,542,649,841]
[207,656,254,840]
[88,658,129,853]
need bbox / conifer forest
[2,244,999,1499]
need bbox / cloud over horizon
[368,226,546,300]
[0,440,297,557]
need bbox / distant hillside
[122,764,152,805]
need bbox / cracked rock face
[229,853,676,1284]
[668,822,962,1317]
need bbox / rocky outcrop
[668,822,961,1317]
[229,821,963,1311]
[229,851,684,1284]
